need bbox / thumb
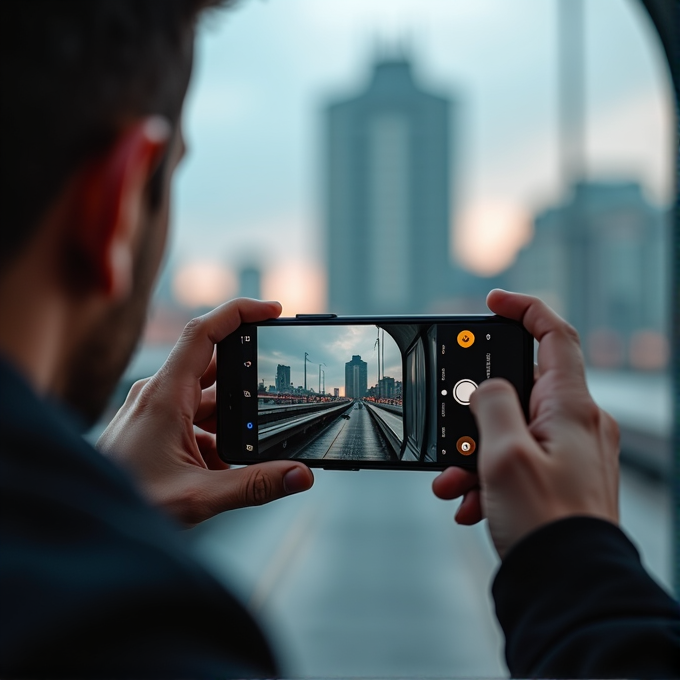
[470,378,537,482]
[207,462,314,513]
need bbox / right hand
[433,290,620,559]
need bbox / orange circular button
[457,330,475,348]
[456,436,476,456]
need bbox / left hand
[431,290,619,558]
[97,298,315,527]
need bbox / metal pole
[558,0,590,342]
[374,332,380,399]
[558,0,585,185]
[304,352,308,392]
[382,329,385,384]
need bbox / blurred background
[93,0,675,676]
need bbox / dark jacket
[493,516,680,677]
[0,358,277,678]
[2,356,679,677]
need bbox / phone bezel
[217,314,533,471]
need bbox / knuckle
[182,316,204,339]
[580,398,603,428]
[130,378,157,412]
[123,377,155,411]
[241,470,273,507]
[484,438,533,480]
[128,378,149,397]
[503,440,534,466]
[560,322,581,345]
[165,484,209,526]
[603,411,621,450]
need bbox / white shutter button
[453,379,478,406]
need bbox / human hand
[432,290,620,558]
[97,298,314,527]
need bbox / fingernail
[283,467,310,495]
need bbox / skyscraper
[345,355,368,399]
[238,265,261,300]
[378,376,396,399]
[325,55,456,313]
[508,180,669,367]
[275,364,291,393]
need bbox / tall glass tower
[325,56,455,314]
[344,355,368,399]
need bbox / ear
[70,116,171,301]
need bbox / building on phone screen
[345,355,368,399]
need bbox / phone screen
[217,317,532,470]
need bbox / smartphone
[217,314,533,471]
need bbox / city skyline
[507,178,669,369]
[258,325,401,397]
[167,0,672,315]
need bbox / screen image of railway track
[256,325,404,461]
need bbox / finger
[194,385,216,423]
[470,378,540,479]
[432,466,479,500]
[195,431,229,470]
[205,462,314,513]
[454,488,484,525]
[200,350,217,390]
[486,289,585,380]
[159,298,282,388]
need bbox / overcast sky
[168,0,674,313]
[258,325,402,395]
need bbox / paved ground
[186,466,673,678]
[296,404,395,461]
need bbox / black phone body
[217,314,533,471]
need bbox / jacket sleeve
[492,516,680,678]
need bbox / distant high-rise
[378,376,396,399]
[345,355,368,399]
[275,364,291,393]
[333,388,340,398]
[508,180,669,367]
[325,55,456,313]
[238,265,261,299]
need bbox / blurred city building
[345,355,368,398]
[325,54,460,314]
[508,180,670,370]
[238,264,262,300]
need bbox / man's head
[0,0,227,423]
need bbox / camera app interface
[224,321,527,465]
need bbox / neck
[0,258,69,396]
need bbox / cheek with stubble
[63,203,170,426]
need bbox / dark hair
[1,0,227,270]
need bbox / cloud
[258,324,402,393]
